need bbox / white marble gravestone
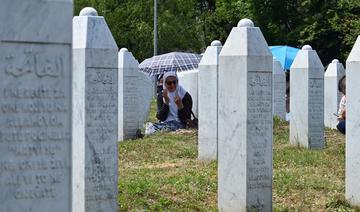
[198,40,222,161]
[177,69,198,117]
[218,19,273,211]
[290,45,324,149]
[273,58,286,119]
[0,0,73,211]
[138,73,154,125]
[324,59,345,129]
[346,35,360,206]
[72,8,118,212]
[119,48,153,141]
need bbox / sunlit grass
[119,101,355,211]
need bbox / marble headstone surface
[177,69,198,117]
[0,0,73,211]
[218,19,273,211]
[118,48,153,141]
[290,45,325,149]
[273,58,286,120]
[137,74,153,127]
[198,40,222,161]
[346,35,360,206]
[324,59,345,129]
[72,8,118,212]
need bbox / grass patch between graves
[118,100,357,211]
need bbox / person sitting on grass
[337,75,346,134]
[145,72,193,135]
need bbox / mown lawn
[118,100,356,211]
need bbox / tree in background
[329,0,360,62]
[74,0,360,65]
[75,0,205,60]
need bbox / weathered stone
[72,8,118,212]
[290,45,325,149]
[324,59,345,129]
[118,48,153,141]
[0,0,73,211]
[346,35,360,206]
[218,19,273,211]
[273,58,286,119]
[198,40,222,161]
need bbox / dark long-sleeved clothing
[156,85,164,114]
[156,92,193,124]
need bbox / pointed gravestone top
[200,41,223,66]
[347,36,360,62]
[302,45,312,50]
[211,40,222,46]
[273,58,284,75]
[291,45,324,78]
[79,7,98,16]
[237,18,254,27]
[325,59,345,77]
[120,47,129,52]
[119,48,138,68]
[221,18,271,57]
[73,10,117,49]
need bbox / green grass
[118,101,357,211]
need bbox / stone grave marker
[218,19,273,211]
[137,73,154,128]
[346,35,360,206]
[273,58,286,119]
[324,59,345,129]
[118,48,153,141]
[72,7,118,212]
[177,69,198,117]
[290,45,324,149]
[198,40,222,161]
[0,0,73,211]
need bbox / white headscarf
[162,72,187,122]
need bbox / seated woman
[337,75,346,134]
[146,72,192,134]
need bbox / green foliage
[74,0,360,64]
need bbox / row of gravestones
[197,19,360,210]
[0,2,152,211]
[197,40,337,158]
[1,1,359,212]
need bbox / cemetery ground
[118,100,356,211]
